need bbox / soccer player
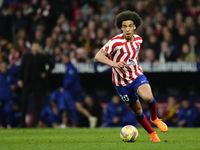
[95,11,168,142]
[0,61,17,128]
[61,51,97,128]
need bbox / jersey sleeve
[101,39,115,54]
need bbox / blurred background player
[80,95,103,127]
[177,97,199,127]
[0,61,17,128]
[162,95,180,127]
[95,11,168,142]
[104,95,129,127]
[38,100,62,128]
[18,41,54,127]
[49,88,79,128]
[61,51,97,128]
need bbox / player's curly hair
[115,11,142,30]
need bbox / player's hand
[177,120,186,127]
[111,61,127,69]
[59,87,64,93]
[41,72,46,78]
[10,84,16,90]
[17,80,23,88]
[112,117,120,123]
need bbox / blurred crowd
[0,0,200,128]
[1,0,200,66]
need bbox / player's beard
[125,35,132,41]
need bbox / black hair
[115,11,142,30]
[62,50,70,57]
[181,96,189,102]
[31,40,40,45]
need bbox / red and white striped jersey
[102,33,143,86]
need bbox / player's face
[121,20,136,41]
[62,55,70,64]
[31,43,39,54]
[112,96,120,105]
[0,62,7,74]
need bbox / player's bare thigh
[129,99,143,116]
[136,84,154,103]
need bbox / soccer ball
[120,125,139,142]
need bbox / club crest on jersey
[106,41,111,45]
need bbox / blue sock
[135,112,144,121]
[146,98,156,106]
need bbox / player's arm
[94,49,126,69]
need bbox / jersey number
[119,95,129,102]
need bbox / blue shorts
[114,75,149,107]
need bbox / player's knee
[142,95,154,103]
[133,107,142,116]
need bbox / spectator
[0,61,17,128]
[162,95,180,127]
[73,9,84,30]
[76,47,91,63]
[56,13,69,33]
[61,51,97,128]
[22,2,34,21]
[69,50,78,65]
[78,27,93,51]
[174,12,184,30]
[143,48,156,62]
[15,37,29,56]
[80,95,103,127]
[64,32,77,50]
[18,41,54,127]
[177,97,199,127]
[108,27,117,39]
[133,0,146,19]
[8,46,20,65]
[177,26,188,50]
[53,46,62,63]
[33,29,45,47]
[195,13,200,41]
[185,16,196,34]
[0,5,13,41]
[44,37,54,56]
[0,37,12,62]
[15,29,31,50]
[69,21,79,44]
[12,8,27,36]
[147,34,160,59]
[88,20,96,40]
[179,43,196,62]
[33,0,54,32]
[188,35,200,55]
[185,0,198,18]
[104,95,128,127]
[159,41,177,62]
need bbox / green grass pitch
[0,128,200,150]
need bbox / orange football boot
[151,118,168,132]
[149,132,161,142]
